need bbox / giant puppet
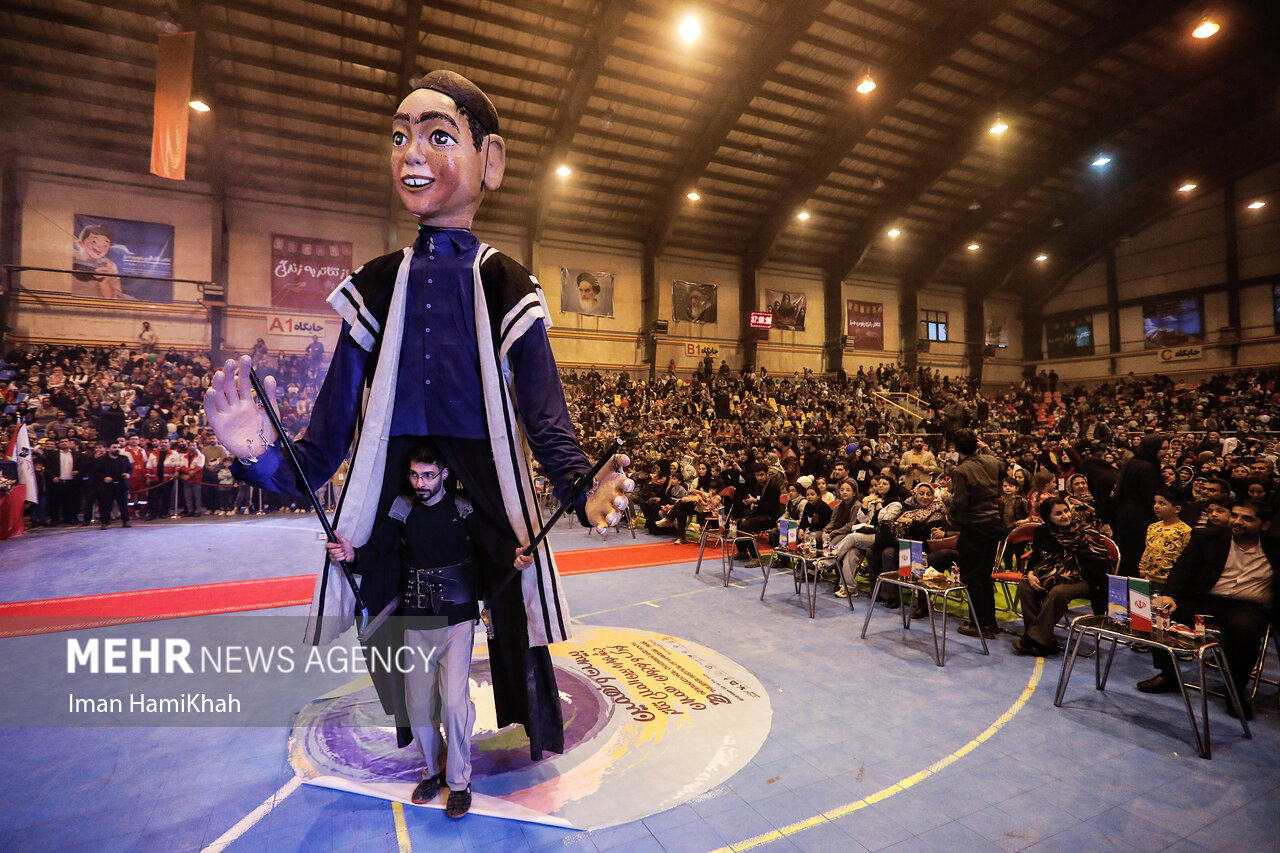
[204,71,631,766]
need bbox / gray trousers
[404,621,477,790]
[1017,577,1089,647]
[831,531,876,588]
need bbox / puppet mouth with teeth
[401,176,433,188]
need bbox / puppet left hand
[584,453,634,534]
[513,547,534,570]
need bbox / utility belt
[403,560,476,615]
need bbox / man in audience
[1138,498,1278,719]
[948,429,1005,640]
[901,435,939,488]
[146,437,183,519]
[90,439,132,528]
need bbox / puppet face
[390,88,505,228]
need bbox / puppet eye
[391,130,407,146]
[429,129,455,146]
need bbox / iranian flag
[6,419,38,504]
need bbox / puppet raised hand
[584,453,635,533]
[203,355,280,461]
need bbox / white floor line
[200,775,303,853]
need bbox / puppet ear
[481,134,506,192]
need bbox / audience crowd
[4,343,1278,714]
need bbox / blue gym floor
[1,515,1277,853]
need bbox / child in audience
[1137,488,1191,589]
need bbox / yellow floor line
[706,657,1045,853]
[391,801,412,852]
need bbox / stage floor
[1,514,1277,853]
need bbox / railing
[871,390,931,421]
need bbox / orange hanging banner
[150,31,196,181]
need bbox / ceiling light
[601,108,616,130]
[1247,200,1266,210]
[407,74,425,89]
[1178,182,1197,193]
[1035,253,1049,262]
[678,16,701,43]
[968,199,981,211]
[188,99,211,112]
[1091,155,1112,167]
[555,165,571,177]
[1192,16,1220,39]
[796,211,810,221]
[887,228,901,238]
[856,71,876,95]
[1052,218,1064,228]
[966,242,980,251]
[686,191,701,201]
[751,144,764,164]
[988,114,1008,134]
[871,175,885,190]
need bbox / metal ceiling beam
[993,95,1280,311]
[641,0,830,256]
[895,22,1262,296]
[823,0,1192,285]
[525,0,633,243]
[742,0,1014,272]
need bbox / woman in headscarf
[822,477,862,595]
[1105,434,1166,577]
[1012,496,1113,656]
[874,481,950,612]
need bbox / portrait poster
[985,317,1009,348]
[1142,296,1203,349]
[71,214,175,302]
[1045,313,1094,358]
[764,289,806,331]
[672,280,717,324]
[846,301,884,350]
[561,269,615,318]
[271,235,353,311]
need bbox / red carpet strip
[0,575,315,637]
[0,540,718,637]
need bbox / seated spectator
[1138,499,1280,720]
[1012,496,1112,657]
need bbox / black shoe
[410,773,444,805]
[883,599,901,610]
[910,603,928,619]
[744,557,761,568]
[445,785,471,818]
[100,524,109,530]
[1015,635,1062,656]
[1136,674,1180,694]
[122,522,132,528]
[1225,699,1254,721]
[957,622,998,639]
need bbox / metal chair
[991,522,1040,616]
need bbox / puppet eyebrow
[390,110,460,132]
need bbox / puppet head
[391,70,506,228]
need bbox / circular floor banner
[289,625,772,830]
